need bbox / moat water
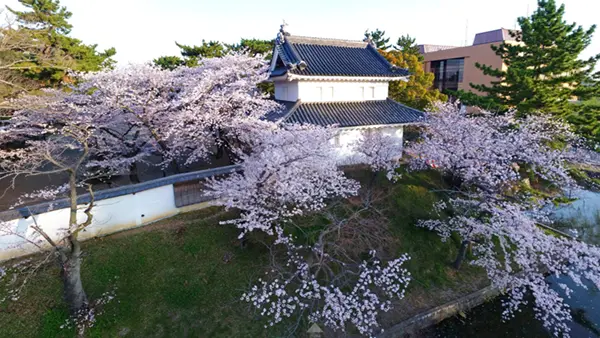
[424,189,600,338]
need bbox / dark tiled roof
[262,100,297,122]
[272,35,409,78]
[267,99,425,128]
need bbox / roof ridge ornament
[276,20,290,45]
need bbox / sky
[2,0,599,65]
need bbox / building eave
[335,121,426,131]
[268,73,410,82]
[268,99,425,127]
[269,46,280,73]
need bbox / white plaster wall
[274,81,299,101]
[0,185,181,261]
[298,81,388,102]
[274,80,389,102]
[333,126,404,164]
[0,125,403,262]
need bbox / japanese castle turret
[266,24,425,159]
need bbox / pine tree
[5,0,116,87]
[154,39,275,96]
[395,34,422,60]
[174,40,227,66]
[226,39,274,59]
[567,98,600,144]
[155,39,275,71]
[458,0,600,116]
[152,56,185,71]
[364,29,392,50]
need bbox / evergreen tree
[8,0,72,33]
[152,56,185,71]
[175,40,227,66]
[567,98,600,144]
[154,39,275,70]
[154,38,276,96]
[1,22,40,102]
[225,39,275,97]
[458,0,600,116]
[360,30,446,109]
[395,34,422,60]
[5,0,116,87]
[380,49,447,110]
[364,28,392,50]
[226,39,274,59]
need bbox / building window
[281,86,288,100]
[430,58,464,92]
[369,86,375,98]
[319,86,333,100]
[316,86,323,100]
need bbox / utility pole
[464,19,469,46]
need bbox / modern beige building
[418,29,518,95]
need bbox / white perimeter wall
[274,80,389,102]
[0,126,404,262]
[0,184,210,262]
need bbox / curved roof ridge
[270,29,410,78]
[301,99,388,104]
[366,44,403,72]
[286,35,368,48]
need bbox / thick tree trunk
[129,162,140,183]
[453,240,470,270]
[63,173,88,313]
[59,239,88,313]
[239,236,248,249]
[162,155,180,175]
[170,158,181,174]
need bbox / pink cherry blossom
[409,103,600,337]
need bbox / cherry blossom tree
[420,198,600,336]
[70,53,279,173]
[71,63,175,179]
[164,54,281,165]
[242,235,411,336]
[207,123,360,238]
[407,103,578,193]
[0,53,279,332]
[345,131,404,181]
[407,103,600,336]
[207,123,414,335]
[0,90,142,332]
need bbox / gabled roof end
[270,25,410,79]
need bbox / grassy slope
[377,169,487,325]
[0,169,486,337]
[1,209,273,338]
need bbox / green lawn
[1,209,273,338]
[0,168,486,337]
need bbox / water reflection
[553,189,600,245]
[423,276,599,337]
[422,190,600,337]
[553,276,600,337]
